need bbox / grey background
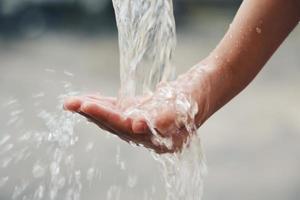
[0,1,299,200]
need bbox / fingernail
[64,97,81,111]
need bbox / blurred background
[0,0,299,199]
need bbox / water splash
[113,0,207,199]
[0,73,102,199]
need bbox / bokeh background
[0,0,300,199]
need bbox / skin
[64,0,300,153]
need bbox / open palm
[64,88,193,154]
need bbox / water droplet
[49,188,58,200]
[18,132,32,142]
[6,116,20,126]
[34,185,44,199]
[45,68,55,73]
[1,157,12,168]
[63,70,74,77]
[256,27,262,34]
[3,99,18,107]
[106,185,121,200]
[32,92,45,98]
[127,175,138,188]
[10,109,24,117]
[33,163,46,178]
[57,176,66,189]
[1,143,13,154]
[85,142,94,152]
[0,135,10,146]
[86,168,95,183]
[12,181,28,199]
[50,162,60,176]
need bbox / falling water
[113,0,176,104]
[112,0,207,199]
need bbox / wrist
[175,62,214,127]
[177,56,235,127]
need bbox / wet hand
[63,89,193,154]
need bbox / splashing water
[0,73,112,199]
[113,0,207,199]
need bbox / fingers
[79,96,151,135]
[80,101,133,135]
[153,108,177,137]
[64,96,83,112]
[78,111,116,133]
[64,95,116,111]
[84,95,117,105]
[63,94,186,154]
[65,95,150,136]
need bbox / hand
[64,68,210,154]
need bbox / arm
[193,0,300,124]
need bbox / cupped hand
[63,67,211,154]
[64,90,195,153]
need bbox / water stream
[113,0,207,199]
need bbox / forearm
[191,0,299,124]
